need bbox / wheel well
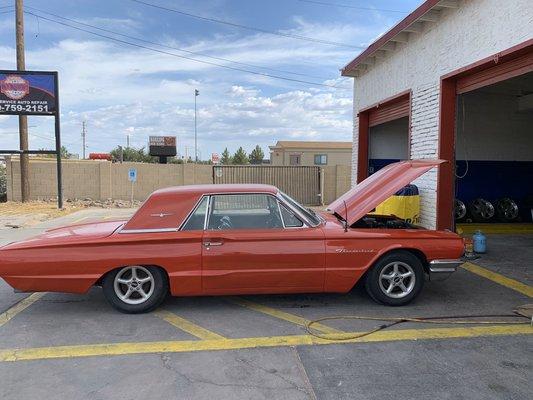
[362,248,429,279]
[94,265,170,286]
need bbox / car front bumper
[428,259,465,281]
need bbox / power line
[296,0,408,13]
[26,6,334,81]
[26,11,342,88]
[128,0,365,49]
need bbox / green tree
[109,146,157,163]
[221,147,233,165]
[249,145,264,164]
[39,146,72,159]
[232,146,249,165]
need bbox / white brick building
[342,0,533,229]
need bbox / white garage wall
[350,0,533,228]
[456,90,533,161]
[369,117,409,159]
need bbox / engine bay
[351,214,420,229]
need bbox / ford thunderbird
[0,160,465,313]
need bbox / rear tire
[365,251,424,306]
[102,266,168,313]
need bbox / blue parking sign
[128,168,137,182]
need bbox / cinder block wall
[6,158,350,204]
[6,158,212,202]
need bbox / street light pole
[194,89,199,162]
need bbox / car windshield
[279,191,321,226]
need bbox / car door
[201,193,325,294]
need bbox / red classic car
[0,160,465,313]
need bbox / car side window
[181,197,209,231]
[280,204,304,227]
[207,194,283,230]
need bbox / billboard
[0,70,58,115]
[148,135,177,157]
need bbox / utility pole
[81,120,87,159]
[194,89,199,162]
[16,0,29,201]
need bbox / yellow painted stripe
[0,324,530,363]
[0,292,46,328]
[457,223,533,235]
[154,310,226,340]
[462,262,533,298]
[228,298,342,334]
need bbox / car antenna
[343,200,349,232]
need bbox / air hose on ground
[305,306,533,341]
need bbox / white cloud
[0,14,393,157]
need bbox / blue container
[473,230,487,254]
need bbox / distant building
[269,141,352,166]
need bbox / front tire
[102,266,168,313]
[365,251,424,306]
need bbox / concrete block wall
[6,158,349,204]
[6,158,212,202]
[322,165,351,205]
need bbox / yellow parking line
[154,310,226,340]
[228,297,342,334]
[0,292,46,328]
[0,324,529,363]
[462,262,533,298]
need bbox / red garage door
[368,95,410,127]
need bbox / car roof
[152,184,279,196]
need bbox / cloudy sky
[0,0,420,159]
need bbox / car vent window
[182,197,209,231]
[207,194,283,230]
[280,204,304,227]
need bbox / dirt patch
[0,201,83,219]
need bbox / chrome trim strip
[119,228,178,234]
[204,195,212,230]
[277,200,306,229]
[428,259,463,281]
[276,191,316,227]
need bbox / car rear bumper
[428,259,464,281]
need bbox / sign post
[0,70,62,208]
[128,168,137,205]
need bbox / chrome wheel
[378,262,416,299]
[454,199,467,220]
[495,198,518,221]
[469,198,495,221]
[113,266,155,305]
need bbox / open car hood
[327,159,446,226]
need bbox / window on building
[289,154,301,165]
[207,194,283,230]
[314,154,327,165]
